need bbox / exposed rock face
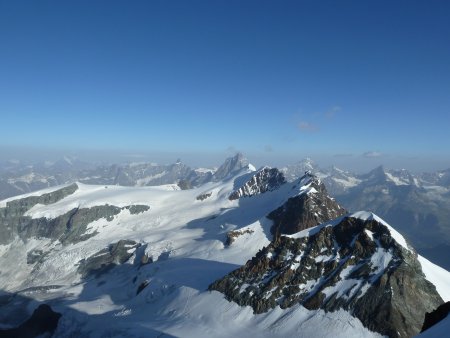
[77,240,140,278]
[213,153,249,180]
[0,184,77,244]
[2,204,148,245]
[26,249,47,265]
[136,280,150,295]
[0,183,78,219]
[268,174,346,237]
[226,229,255,246]
[229,167,286,200]
[0,184,149,245]
[125,204,150,215]
[421,301,450,333]
[177,179,192,190]
[196,192,212,201]
[210,215,443,338]
[0,304,61,338]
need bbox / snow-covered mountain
[280,157,320,182]
[1,163,449,337]
[210,211,447,338]
[0,157,212,200]
[0,153,251,201]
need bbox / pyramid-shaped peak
[214,153,251,180]
[298,157,317,169]
[362,165,387,182]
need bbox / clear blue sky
[1,0,449,171]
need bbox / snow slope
[1,169,448,337]
[418,255,450,302]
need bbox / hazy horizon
[0,145,449,174]
[1,1,450,174]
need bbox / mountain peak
[213,153,251,180]
[268,172,347,236]
[361,165,387,183]
[210,212,443,338]
[348,211,411,251]
[281,158,319,182]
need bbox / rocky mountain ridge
[210,212,444,338]
[229,167,286,200]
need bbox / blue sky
[1,0,450,171]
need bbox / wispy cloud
[362,151,382,158]
[298,121,319,132]
[296,105,341,133]
[325,105,341,119]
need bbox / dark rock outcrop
[77,240,140,278]
[26,249,47,265]
[1,183,78,218]
[136,280,150,295]
[210,215,443,338]
[229,167,286,200]
[268,174,346,237]
[125,204,150,215]
[226,229,255,246]
[0,304,61,338]
[196,192,212,201]
[421,301,450,333]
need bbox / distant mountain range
[0,153,249,199]
[1,153,450,270]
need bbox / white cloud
[363,151,382,158]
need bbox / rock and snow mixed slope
[229,167,286,200]
[0,165,449,338]
[268,173,347,236]
[209,211,450,338]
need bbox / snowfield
[1,166,449,337]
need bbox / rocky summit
[268,173,347,236]
[209,212,444,338]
